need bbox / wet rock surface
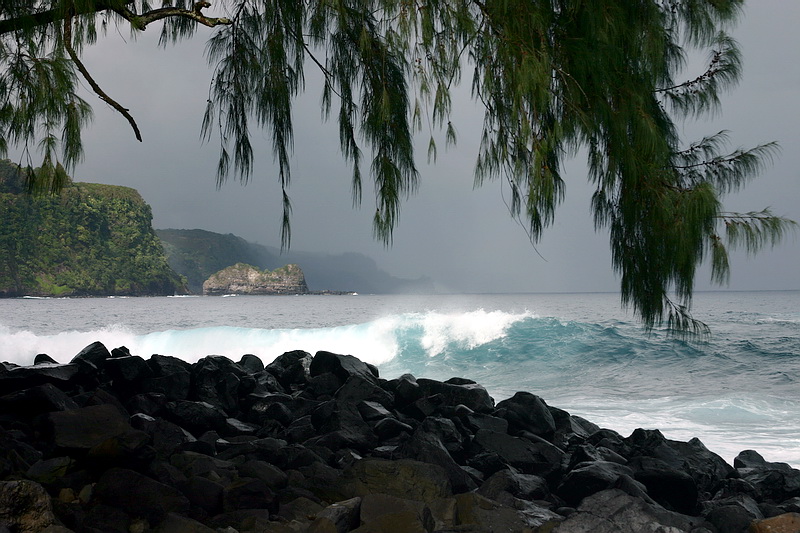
[1,342,799,532]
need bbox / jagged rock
[477,468,550,502]
[399,425,477,494]
[238,354,264,374]
[307,401,377,452]
[568,443,628,470]
[25,457,74,486]
[626,428,734,497]
[357,400,392,421]
[415,378,495,413]
[203,263,308,295]
[628,455,699,514]
[351,494,429,533]
[43,403,136,452]
[310,351,379,386]
[740,467,800,503]
[749,512,800,533]
[736,450,795,473]
[309,497,362,533]
[177,476,224,516]
[553,489,701,532]
[33,353,59,365]
[462,412,509,434]
[0,363,81,395]
[71,341,112,369]
[472,429,563,478]
[205,509,273,531]
[236,460,288,490]
[169,451,237,484]
[704,501,761,533]
[335,375,394,409]
[337,458,452,502]
[93,467,190,523]
[284,415,318,443]
[495,392,556,438]
[389,374,424,406]
[0,480,57,533]
[190,356,250,415]
[153,512,216,533]
[163,400,229,437]
[557,460,635,506]
[103,356,153,395]
[4,348,800,533]
[0,383,78,416]
[550,406,601,448]
[452,492,559,531]
[265,350,312,389]
[81,503,130,533]
[222,478,277,513]
[130,414,196,458]
[143,355,191,401]
[373,417,414,440]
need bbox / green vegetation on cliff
[0,160,186,297]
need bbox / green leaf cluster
[0,159,186,296]
[1,0,795,330]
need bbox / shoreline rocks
[2,342,800,532]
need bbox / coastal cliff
[0,160,186,297]
[203,263,309,295]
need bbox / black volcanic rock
[1,342,797,533]
[93,467,191,523]
[495,391,556,438]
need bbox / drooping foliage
[0,0,794,331]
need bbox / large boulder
[336,458,452,502]
[93,467,190,523]
[472,429,563,478]
[415,378,495,413]
[399,425,477,494]
[495,392,556,438]
[554,489,702,532]
[0,480,57,533]
[142,355,191,401]
[43,403,140,453]
[309,351,380,386]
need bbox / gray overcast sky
[63,1,799,293]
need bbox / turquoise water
[1,291,798,466]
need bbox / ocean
[1,291,798,467]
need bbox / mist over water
[1,291,798,466]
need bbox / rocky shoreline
[1,343,799,532]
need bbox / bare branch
[63,8,142,141]
[115,1,232,31]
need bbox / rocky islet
[1,342,799,532]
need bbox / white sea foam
[0,309,533,367]
[415,309,533,357]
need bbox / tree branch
[0,0,130,35]
[0,0,230,36]
[115,1,232,31]
[63,8,142,141]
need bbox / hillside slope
[0,161,186,297]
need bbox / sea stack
[202,263,309,295]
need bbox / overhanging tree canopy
[0,0,794,332]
